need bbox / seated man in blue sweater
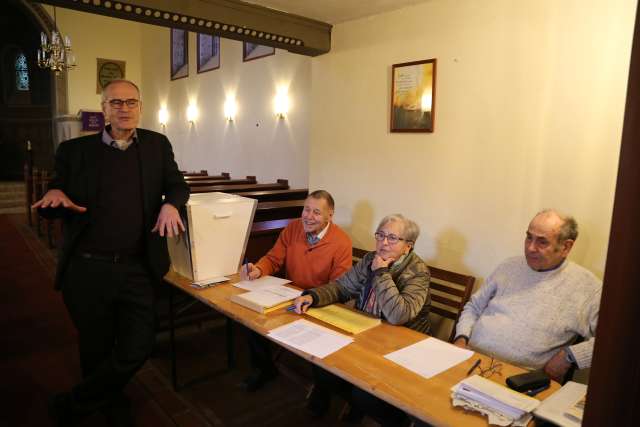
[454,209,601,382]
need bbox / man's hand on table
[543,349,572,383]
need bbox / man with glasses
[239,190,352,391]
[33,79,189,426]
[293,213,431,426]
[453,210,601,383]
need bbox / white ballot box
[167,192,257,285]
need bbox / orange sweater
[255,219,352,289]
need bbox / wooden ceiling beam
[37,0,332,56]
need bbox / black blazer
[40,128,190,289]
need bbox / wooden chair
[351,247,475,342]
[428,265,475,342]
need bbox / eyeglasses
[105,98,140,109]
[469,357,503,379]
[374,231,409,245]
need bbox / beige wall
[44,7,142,115]
[139,25,311,187]
[310,0,636,282]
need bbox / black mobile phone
[506,370,550,393]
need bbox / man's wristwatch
[564,348,577,366]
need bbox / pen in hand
[287,301,310,313]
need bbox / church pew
[253,200,305,222]
[186,176,257,187]
[181,170,209,176]
[183,172,231,181]
[232,188,309,202]
[189,180,289,194]
[245,218,296,263]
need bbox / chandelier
[37,7,76,74]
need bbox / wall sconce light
[224,98,237,122]
[274,89,289,119]
[158,107,168,127]
[186,104,198,124]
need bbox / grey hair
[101,79,141,102]
[377,214,420,243]
[537,209,579,242]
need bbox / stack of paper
[268,319,353,358]
[384,338,473,379]
[451,375,540,426]
[306,304,381,334]
[230,286,301,314]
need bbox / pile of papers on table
[451,375,540,426]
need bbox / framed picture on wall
[243,42,274,62]
[171,28,189,80]
[390,58,436,132]
[197,34,220,73]
[96,58,125,94]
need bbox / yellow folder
[306,304,381,334]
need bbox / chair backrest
[352,247,368,265]
[428,265,475,342]
[351,247,475,342]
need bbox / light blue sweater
[455,257,601,370]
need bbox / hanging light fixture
[38,7,76,74]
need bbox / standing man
[454,209,601,382]
[33,79,189,426]
[241,190,352,390]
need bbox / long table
[164,271,559,426]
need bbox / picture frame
[243,42,275,62]
[197,34,220,73]
[390,58,436,133]
[170,28,189,80]
[96,58,125,94]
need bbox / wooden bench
[253,200,305,222]
[183,172,231,181]
[186,176,256,187]
[190,180,289,194]
[233,188,309,202]
[181,170,209,176]
[245,218,296,263]
[352,247,475,342]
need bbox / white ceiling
[243,0,431,24]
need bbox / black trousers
[61,256,155,411]
[313,366,409,427]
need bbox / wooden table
[164,271,559,426]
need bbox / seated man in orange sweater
[241,190,352,391]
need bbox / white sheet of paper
[384,337,474,379]
[233,275,292,291]
[267,319,353,359]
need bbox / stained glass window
[15,53,29,91]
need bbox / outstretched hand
[31,189,87,213]
[152,203,185,237]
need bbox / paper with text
[267,319,353,359]
[233,275,292,291]
[384,337,474,379]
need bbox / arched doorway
[0,0,67,180]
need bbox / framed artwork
[96,58,125,94]
[197,34,220,73]
[243,42,275,62]
[390,58,436,132]
[171,28,189,80]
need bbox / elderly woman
[293,213,431,426]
